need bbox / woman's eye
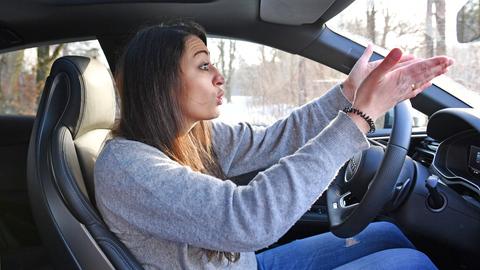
[199,63,210,71]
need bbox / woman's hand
[349,48,454,132]
[342,44,416,103]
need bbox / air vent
[413,137,439,166]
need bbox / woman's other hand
[342,44,416,103]
[349,48,454,133]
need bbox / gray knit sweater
[94,84,370,270]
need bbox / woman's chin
[203,111,220,121]
[213,108,221,118]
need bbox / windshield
[328,0,480,108]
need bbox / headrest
[49,56,116,139]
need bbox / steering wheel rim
[327,100,413,238]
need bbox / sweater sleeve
[212,84,352,177]
[95,112,369,253]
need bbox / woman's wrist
[346,112,371,134]
[340,81,355,103]
[343,106,376,133]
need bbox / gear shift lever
[426,175,446,211]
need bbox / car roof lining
[260,0,337,25]
[0,0,354,51]
[43,0,214,4]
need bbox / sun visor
[260,0,349,25]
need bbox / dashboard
[427,108,480,204]
[431,130,480,199]
[387,107,480,258]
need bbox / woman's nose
[213,68,225,86]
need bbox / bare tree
[424,0,446,57]
[215,40,236,102]
[380,8,390,47]
[0,41,108,115]
[297,58,307,105]
[425,0,434,57]
[0,51,25,113]
[226,40,236,102]
[434,0,446,55]
[366,1,377,43]
[228,43,347,125]
[36,44,64,97]
[357,1,421,52]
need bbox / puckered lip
[217,89,224,99]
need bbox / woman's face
[179,35,224,127]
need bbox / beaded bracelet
[342,106,376,133]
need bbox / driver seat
[27,56,143,269]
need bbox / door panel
[0,116,40,249]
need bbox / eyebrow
[193,50,209,57]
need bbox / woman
[94,21,453,269]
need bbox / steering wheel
[327,100,413,238]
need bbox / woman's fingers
[359,44,374,64]
[370,48,403,78]
[398,54,416,63]
[408,82,432,99]
[400,56,454,86]
[369,51,413,68]
[355,51,454,120]
[392,58,422,71]
[398,56,453,99]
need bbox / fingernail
[388,48,402,61]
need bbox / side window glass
[208,37,428,129]
[208,38,347,125]
[0,40,108,116]
[377,108,428,130]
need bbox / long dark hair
[112,22,240,263]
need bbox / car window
[209,37,427,129]
[327,0,480,110]
[208,37,346,126]
[0,40,108,116]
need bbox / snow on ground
[215,96,295,126]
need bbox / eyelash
[199,62,210,71]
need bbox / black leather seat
[27,56,143,269]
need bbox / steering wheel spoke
[327,100,413,238]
